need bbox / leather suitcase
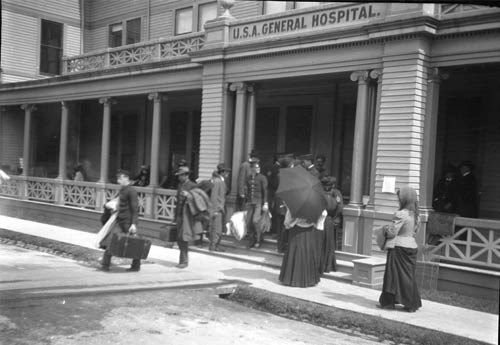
[159,225,177,242]
[109,233,151,259]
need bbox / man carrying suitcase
[101,170,140,272]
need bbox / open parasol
[276,165,326,223]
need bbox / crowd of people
[96,150,459,314]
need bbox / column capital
[61,101,71,109]
[369,69,383,80]
[98,97,116,105]
[148,92,167,102]
[20,104,37,112]
[350,70,369,83]
[428,67,450,84]
[229,82,248,93]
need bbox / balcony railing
[62,32,205,74]
[0,175,177,223]
[430,217,500,271]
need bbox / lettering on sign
[231,4,383,41]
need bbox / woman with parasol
[277,165,327,287]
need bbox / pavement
[0,215,498,345]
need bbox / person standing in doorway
[237,150,259,211]
[300,154,320,178]
[175,166,197,268]
[316,154,330,181]
[456,160,479,218]
[100,170,140,272]
[245,162,269,249]
[209,163,230,252]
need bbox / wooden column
[349,71,370,207]
[20,104,36,176]
[98,97,113,183]
[229,82,248,195]
[148,92,166,187]
[367,69,383,207]
[421,68,448,210]
[245,84,256,156]
[57,101,70,180]
[186,110,194,169]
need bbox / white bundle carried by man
[95,198,119,248]
[0,169,10,184]
[226,211,247,241]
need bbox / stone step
[189,235,353,284]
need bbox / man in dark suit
[245,162,269,248]
[175,166,197,268]
[301,154,320,178]
[456,160,479,218]
[209,163,230,252]
[100,170,140,272]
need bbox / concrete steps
[189,234,354,284]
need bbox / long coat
[456,173,478,218]
[176,180,200,242]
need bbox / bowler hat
[217,163,231,173]
[175,166,191,176]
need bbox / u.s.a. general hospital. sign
[230,3,384,41]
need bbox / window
[108,18,141,48]
[109,23,123,48]
[198,2,217,31]
[176,7,193,35]
[40,19,63,75]
[264,1,287,14]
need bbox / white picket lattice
[137,191,147,216]
[63,184,96,208]
[430,219,500,270]
[105,188,120,201]
[155,192,177,221]
[65,53,106,73]
[110,46,157,66]
[0,178,19,197]
[26,180,55,202]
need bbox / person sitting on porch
[133,165,150,187]
[456,160,479,218]
[72,164,86,182]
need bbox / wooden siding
[150,9,174,39]
[373,54,428,213]
[1,10,40,80]
[0,110,24,170]
[231,0,262,19]
[3,0,80,25]
[198,66,225,180]
[65,25,82,57]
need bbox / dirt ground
[1,288,384,345]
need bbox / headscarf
[397,185,419,225]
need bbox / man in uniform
[175,166,196,268]
[237,150,259,211]
[245,162,269,249]
[209,163,230,252]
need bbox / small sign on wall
[382,176,396,193]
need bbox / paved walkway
[0,215,498,345]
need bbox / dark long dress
[279,225,321,287]
[320,215,337,273]
[379,247,422,311]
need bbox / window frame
[174,1,219,36]
[107,17,142,48]
[39,19,64,76]
[262,1,323,14]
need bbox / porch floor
[0,215,497,345]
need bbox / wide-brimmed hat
[217,163,231,173]
[175,166,191,176]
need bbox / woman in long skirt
[279,208,322,287]
[378,185,422,312]
[320,176,343,273]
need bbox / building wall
[1,0,81,83]
[0,110,24,172]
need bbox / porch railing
[62,32,205,74]
[0,176,177,223]
[430,217,500,271]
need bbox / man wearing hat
[175,166,197,268]
[237,150,259,211]
[300,154,320,178]
[100,169,140,272]
[456,160,478,218]
[245,161,269,248]
[209,163,231,251]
